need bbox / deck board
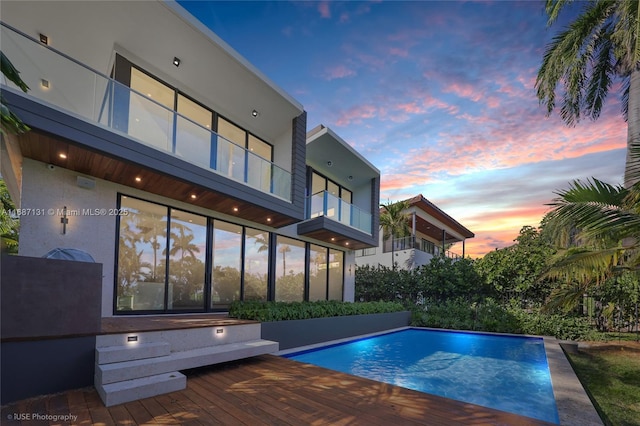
[100,314,255,334]
[2,354,554,425]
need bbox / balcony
[307,191,372,235]
[383,236,461,260]
[0,23,291,201]
[297,190,376,250]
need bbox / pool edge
[543,336,603,426]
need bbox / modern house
[0,0,379,405]
[356,194,474,269]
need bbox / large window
[128,68,173,151]
[168,209,207,310]
[117,197,169,311]
[328,249,344,300]
[310,171,353,224]
[176,95,213,169]
[115,195,344,313]
[113,55,273,184]
[275,236,306,302]
[309,244,328,301]
[244,227,269,301]
[211,221,242,307]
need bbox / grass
[566,338,640,426]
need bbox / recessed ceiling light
[345,242,350,246]
[190,194,197,199]
[39,33,48,45]
[58,153,67,159]
[251,109,259,118]
[135,177,142,182]
[331,237,336,241]
[173,57,181,67]
[233,207,239,212]
[267,217,272,222]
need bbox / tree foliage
[0,179,18,253]
[535,0,640,187]
[474,226,556,306]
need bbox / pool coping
[277,326,603,426]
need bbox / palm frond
[548,178,640,241]
[584,24,614,121]
[544,282,588,313]
[0,52,29,92]
[536,0,617,124]
[610,0,640,74]
[545,246,623,283]
[544,0,576,26]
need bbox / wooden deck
[100,314,255,334]
[2,354,553,425]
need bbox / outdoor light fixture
[173,57,181,67]
[41,79,50,88]
[326,161,333,167]
[216,328,224,334]
[233,207,239,212]
[60,206,68,235]
[127,335,138,342]
[59,153,67,159]
[39,33,48,45]
[190,194,197,199]
[251,109,259,118]
[348,175,353,181]
[135,176,142,182]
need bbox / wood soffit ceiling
[17,130,298,228]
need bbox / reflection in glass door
[167,209,207,310]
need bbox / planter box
[262,311,411,350]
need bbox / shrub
[228,300,405,322]
[410,298,598,340]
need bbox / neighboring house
[0,1,379,316]
[356,195,474,269]
[0,0,380,405]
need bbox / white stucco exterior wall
[18,158,118,318]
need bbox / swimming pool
[285,328,559,424]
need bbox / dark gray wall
[1,255,102,339]
[1,255,103,404]
[1,337,96,404]
[262,311,411,350]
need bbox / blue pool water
[285,328,559,424]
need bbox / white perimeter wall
[18,158,356,316]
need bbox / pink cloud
[318,1,331,19]
[323,65,357,81]
[389,47,409,57]
[335,104,378,126]
[442,81,483,102]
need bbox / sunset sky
[179,0,627,258]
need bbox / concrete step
[96,339,278,385]
[96,323,262,350]
[96,371,186,407]
[96,342,171,365]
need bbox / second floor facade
[356,195,474,269]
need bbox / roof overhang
[306,125,379,189]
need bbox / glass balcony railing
[307,190,372,234]
[0,23,292,201]
[383,236,461,259]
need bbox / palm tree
[1,52,30,135]
[379,200,411,269]
[535,0,640,187]
[543,178,640,310]
[278,244,291,277]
